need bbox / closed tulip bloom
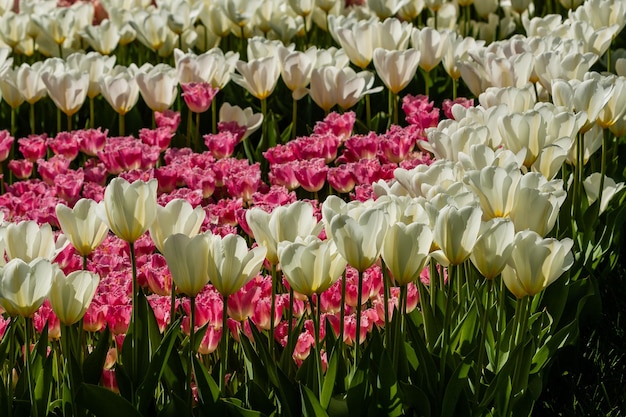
[246,201,322,265]
[56,199,109,257]
[49,270,100,325]
[66,51,116,99]
[2,220,68,262]
[16,62,48,104]
[136,64,179,113]
[231,55,281,100]
[329,207,388,273]
[411,27,449,73]
[381,222,432,286]
[148,198,206,254]
[469,218,515,280]
[509,173,566,236]
[162,233,210,297]
[583,173,626,215]
[309,66,339,113]
[96,178,158,243]
[432,204,482,266]
[502,231,574,299]
[463,166,522,220]
[335,68,383,111]
[0,67,25,109]
[99,65,140,116]
[41,69,89,116]
[279,46,317,100]
[373,48,421,94]
[206,233,266,296]
[278,236,347,297]
[79,19,121,55]
[0,258,57,317]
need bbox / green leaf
[300,385,329,417]
[76,383,142,417]
[405,314,438,397]
[192,354,221,411]
[321,348,339,410]
[441,358,472,417]
[135,318,180,415]
[375,352,403,417]
[222,397,265,417]
[157,393,187,417]
[398,381,431,417]
[83,326,111,385]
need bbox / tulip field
[1,0,626,416]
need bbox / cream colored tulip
[97,178,158,243]
[49,270,100,325]
[509,173,566,236]
[56,199,110,257]
[246,201,322,265]
[0,66,25,109]
[373,48,421,95]
[583,173,626,215]
[219,102,263,139]
[16,62,47,105]
[99,64,140,116]
[432,204,482,266]
[502,231,574,299]
[162,233,210,297]
[463,165,522,220]
[2,220,68,263]
[149,199,206,254]
[0,258,57,317]
[206,233,266,296]
[278,46,317,100]
[469,218,515,280]
[79,19,121,55]
[381,222,432,286]
[278,236,347,296]
[41,68,89,116]
[136,64,179,113]
[66,51,116,99]
[231,55,281,100]
[328,207,388,273]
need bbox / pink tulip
[269,161,300,190]
[378,125,417,164]
[339,133,379,163]
[37,154,71,184]
[54,170,84,205]
[75,128,108,156]
[0,130,14,161]
[402,94,440,128]
[442,97,474,120]
[263,143,298,164]
[8,159,33,179]
[154,110,181,133]
[293,158,328,193]
[327,164,357,193]
[204,130,240,159]
[48,131,80,160]
[181,82,219,114]
[18,135,48,161]
[139,127,174,152]
[313,111,356,143]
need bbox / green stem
[30,103,36,134]
[354,269,364,364]
[195,111,201,151]
[339,269,346,344]
[62,324,80,417]
[309,295,323,398]
[129,241,138,406]
[381,261,391,345]
[287,287,294,357]
[119,113,125,137]
[439,265,455,385]
[67,113,72,132]
[212,98,217,134]
[10,107,16,137]
[220,295,229,395]
[90,97,95,129]
[423,70,431,97]
[25,317,38,417]
[57,107,62,134]
[189,296,196,412]
[186,108,193,148]
[365,94,372,131]
[291,98,298,140]
[170,285,177,333]
[269,264,277,359]
[393,285,407,371]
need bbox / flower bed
[0,0,625,416]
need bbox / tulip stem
[212,98,217,134]
[269,264,277,359]
[381,261,391,345]
[439,265,456,386]
[287,287,295,356]
[67,114,72,133]
[339,269,346,344]
[119,114,125,137]
[90,97,95,129]
[309,294,323,398]
[10,108,16,136]
[354,269,364,364]
[195,112,201,150]
[170,285,177,332]
[30,103,36,134]
[291,99,298,140]
[189,295,196,412]
[186,108,193,148]
[365,95,372,131]
[57,108,62,134]
[220,294,229,395]
[129,241,138,406]
[25,317,38,417]
[62,324,80,417]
